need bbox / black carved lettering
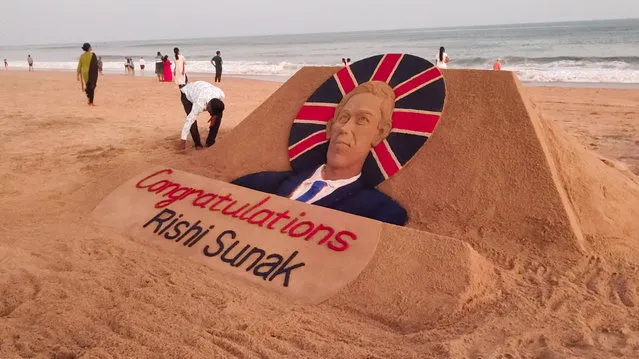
[186,225,214,247]
[176,220,202,245]
[268,251,305,287]
[164,221,190,240]
[158,214,183,236]
[235,247,266,270]
[203,230,234,257]
[143,209,176,233]
[221,242,250,265]
[252,254,283,280]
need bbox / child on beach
[493,58,502,71]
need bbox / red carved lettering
[148,180,172,193]
[248,209,275,227]
[328,231,356,252]
[136,169,173,188]
[193,193,218,208]
[155,186,193,208]
[288,221,315,238]
[305,224,335,244]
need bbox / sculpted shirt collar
[289,164,362,204]
[309,164,361,189]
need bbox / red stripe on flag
[391,111,440,134]
[373,141,401,178]
[288,131,328,160]
[371,54,402,82]
[393,67,441,99]
[335,68,357,94]
[296,105,336,122]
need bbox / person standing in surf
[436,46,449,69]
[493,58,502,71]
[210,50,223,82]
[76,42,99,106]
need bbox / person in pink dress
[162,56,173,82]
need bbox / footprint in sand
[568,255,636,308]
[75,145,124,160]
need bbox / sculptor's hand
[207,116,216,128]
[177,140,186,151]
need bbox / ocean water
[1,18,638,84]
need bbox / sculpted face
[326,93,387,173]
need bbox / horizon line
[1,16,637,48]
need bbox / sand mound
[166,66,639,332]
[2,69,638,358]
[172,68,619,263]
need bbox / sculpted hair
[328,81,395,142]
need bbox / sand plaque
[92,166,383,303]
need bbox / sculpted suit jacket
[231,169,408,226]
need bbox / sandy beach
[1,70,638,358]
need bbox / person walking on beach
[155,52,164,81]
[27,55,33,71]
[211,50,223,82]
[4,59,7,70]
[76,42,99,106]
[139,57,145,75]
[493,58,502,71]
[436,47,449,69]
[97,56,103,74]
[177,81,225,151]
[173,47,187,88]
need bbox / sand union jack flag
[288,53,447,186]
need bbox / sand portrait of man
[233,53,446,226]
[232,80,408,226]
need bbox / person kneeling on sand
[232,81,407,226]
[178,81,225,151]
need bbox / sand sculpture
[93,53,452,311]
[93,54,639,335]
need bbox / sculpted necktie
[295,180,328,203]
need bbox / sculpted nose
[341,117,355,132]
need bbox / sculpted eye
[338,112,350,123]
[356,116,369,125]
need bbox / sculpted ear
[326,119,334,138]
[372,120,392,146]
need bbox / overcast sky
[0,0,637,46]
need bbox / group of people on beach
[75,43,227,152]
[153,48,187,84]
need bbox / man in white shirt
[178,81,226,151]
